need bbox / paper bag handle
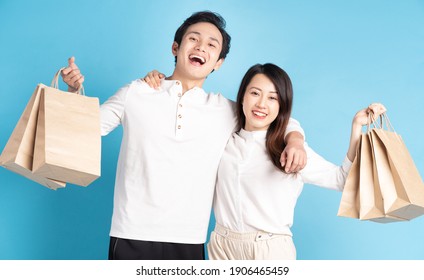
[51,67,85,95]
[367,112,395,133]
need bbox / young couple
[62,11,386,260]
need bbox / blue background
[0,0,423,260]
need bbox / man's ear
[213,58,225,72]
[172,42,179,56]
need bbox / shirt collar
[161,79,204,96]
[238,128,267,141]
[160,79,178,93]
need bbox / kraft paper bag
[358,133,386,220]
[0,84,66,190]
[365,131,407,223]
[32,69,101,187]
[372,118,424,220]
[337,136,361,219]
[337,121,407,223]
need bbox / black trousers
[108,237,205,260]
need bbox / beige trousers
[207,224,296,260]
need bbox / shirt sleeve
[100,84,129,136]
[299,143,353,191]
[284,117,305,140]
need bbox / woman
[206,63,385,260]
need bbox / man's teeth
[190,55,205,63]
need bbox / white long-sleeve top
[100,79,305,244]
[213,129,352,236]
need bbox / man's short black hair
[173,11,231,62]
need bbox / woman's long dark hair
[236,63,293,172]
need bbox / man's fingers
[62,66,81,78]
[283,148,308,173]
[287,153,300,173]
[62,57,84,91]
[280,153,287,167]
[71,76,84,89]
[284,151,294,173]
[69,73,83,85]
[68,56,76,67]
[65,69,81,80]
[293,154,307,173]
[62,69,84,90]
[61,67,72,76]
[75,75,84,87]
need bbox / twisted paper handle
[50,67,85,95]
[367,112,395,133]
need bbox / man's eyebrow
[186,31,221,45]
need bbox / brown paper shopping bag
[365,130,407,223]
[337,136,361,219]
[32,69,101,186]
[350,132,401,223]
[371,115,424,220]
[0,85,66,190]
[338,117,407,223]
[358,133,386,220]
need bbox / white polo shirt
[100,79,304,244]
[213,129,352,236]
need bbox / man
[62,11,306,260]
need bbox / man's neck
[167,73,205,94]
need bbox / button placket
[175,81,184,134]
[176,100,183,132]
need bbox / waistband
[213,224,291,242]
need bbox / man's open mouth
[189,55,206,65]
